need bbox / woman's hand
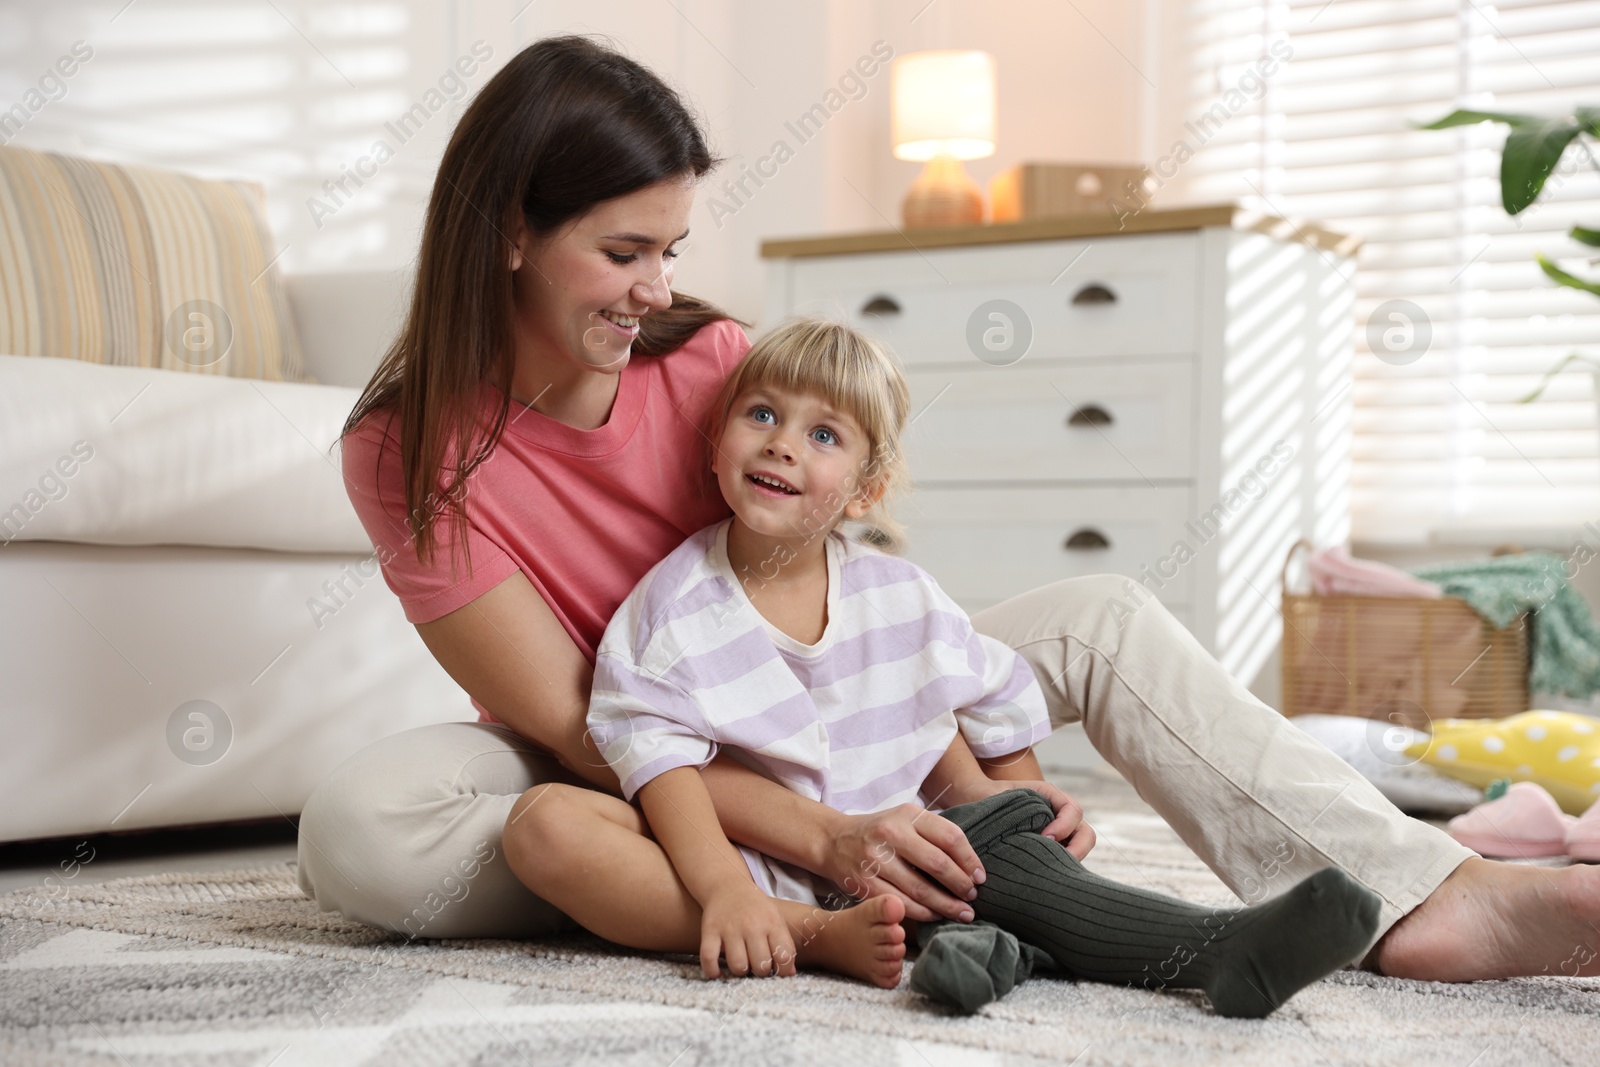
[698,883,797,979]
[823,804,985,924]
[952,778,1097,860]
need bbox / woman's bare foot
[1372,857,1600,981]
[794,895,908,988]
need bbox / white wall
[0,0,1156,325]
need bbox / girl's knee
[504,783,643,884]
[507,781,562,823]
[505,783,596,858]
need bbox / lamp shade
[891,50,997,162]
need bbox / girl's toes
[868,895,906,926]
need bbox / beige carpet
[2,771,1596,1066]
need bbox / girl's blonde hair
[703,317,913,554]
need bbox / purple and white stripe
[587,519,1052,831]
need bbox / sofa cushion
[0,355,371,553]
[0,146,305,381]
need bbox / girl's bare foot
[794,895,907,988]
[1372,857,1600,981]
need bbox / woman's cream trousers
[297,575,1473,941]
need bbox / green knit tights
[909,788,1382,1018]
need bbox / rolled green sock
[926,788,1383,1018]
[909,919,1053,1013]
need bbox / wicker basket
[1279,540,1529,724]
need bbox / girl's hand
[824,805,985,924]
[953,779,1097,860]
[699,884,797,980]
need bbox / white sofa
[0,269,477,845]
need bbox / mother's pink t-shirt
[341,317,748,723]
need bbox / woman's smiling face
[509,175,696,374]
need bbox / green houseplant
[1422,107,1600,402]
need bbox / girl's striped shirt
[586,517,1051,904]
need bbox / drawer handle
[860,294,901,316]
[1067,404,1113,427]
[1071,283,1117,306]
[1064,528,1111,550]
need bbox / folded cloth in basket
[1412,553,1600,700]
[1308,544,1444,599]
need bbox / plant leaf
[1571,225,1600,247]
[1518,351,1600,404]
[1577,105,1600,137]
[1502,120,1585,214]
[1419,108,1538,130]
[1537,253,1600,297]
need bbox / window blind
[10,2,460,273]
[1166,0,1600,543]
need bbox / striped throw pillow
[0,146,305,380]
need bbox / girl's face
[712,386,883,540]
[509,176,696,374]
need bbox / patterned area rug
[2,771,1596,1066]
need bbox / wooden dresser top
[758,203,1359,259]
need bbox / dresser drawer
[902,485,1195,607]
[903,359,1197,483]
[786,232,1199,367]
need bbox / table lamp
[891,50,996,228]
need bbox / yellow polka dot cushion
[1405,710,1600,815]
[0,145,305,380]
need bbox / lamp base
[902,155,983,228]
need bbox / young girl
[541,318,1382,1017]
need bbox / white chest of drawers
[761,205,1358,688]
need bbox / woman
[298,35,1600,983]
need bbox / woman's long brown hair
[342,35,734,573]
